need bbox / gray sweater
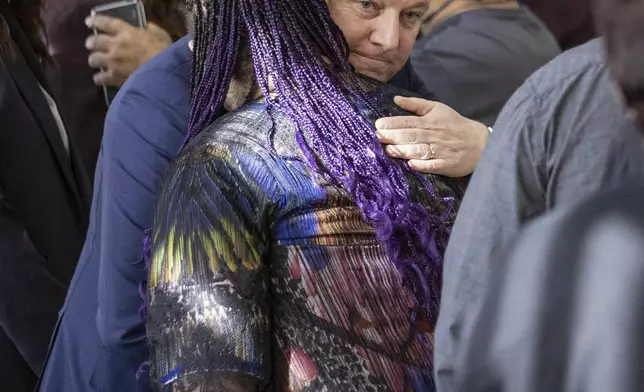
[411,6,560,125]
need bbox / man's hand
[375,96,489,177]
[85,15,172,87]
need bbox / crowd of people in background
[1,0,642,391]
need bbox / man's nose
[370,12,400,52]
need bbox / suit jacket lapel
[3,51,85,210]
[0,1,87,213]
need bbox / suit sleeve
[0,194,67,375]
[95,66,189,387]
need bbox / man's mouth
[351,52,392,64]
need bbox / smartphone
[91,0,147,107]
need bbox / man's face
[327,0,429,82]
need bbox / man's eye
[404,11,422,23]
[359,1,375,10]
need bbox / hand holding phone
[86,0,172,106]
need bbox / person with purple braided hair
[145,0,467,390]
[37,0,488,391]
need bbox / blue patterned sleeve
[147,144,271,392]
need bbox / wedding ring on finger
[428,143,437,160]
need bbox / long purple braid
[184,0,241,146]
[234,0,449,322]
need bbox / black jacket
[0,0,90,380]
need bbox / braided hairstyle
[594,0,644,129]
[180,0,453,327]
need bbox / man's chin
[353,67,399,82]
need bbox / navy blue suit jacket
[38,36,192,392]
[38,35,432,392]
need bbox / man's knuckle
[403,118,417,128]
[101,52,112,63]
[404,132,417,144]
[418,145,430,160]
[117,34,129,44]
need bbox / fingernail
[85,17,92,27]
[375,119,386,130]
[85,37,94,50]
[375,130,383,140]
[93,74,104,85]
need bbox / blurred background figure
[0,0,91,390]
[44,0,186,179]
[451,1,644,390]
[434,0,644,390]
[411,0,560,125]
[521,0,597,50]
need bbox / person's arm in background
[433,79,546,392]
[95,65,189,387]
[0,198,67,375]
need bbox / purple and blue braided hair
[139,0,453,378]
[229,0,451,322]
